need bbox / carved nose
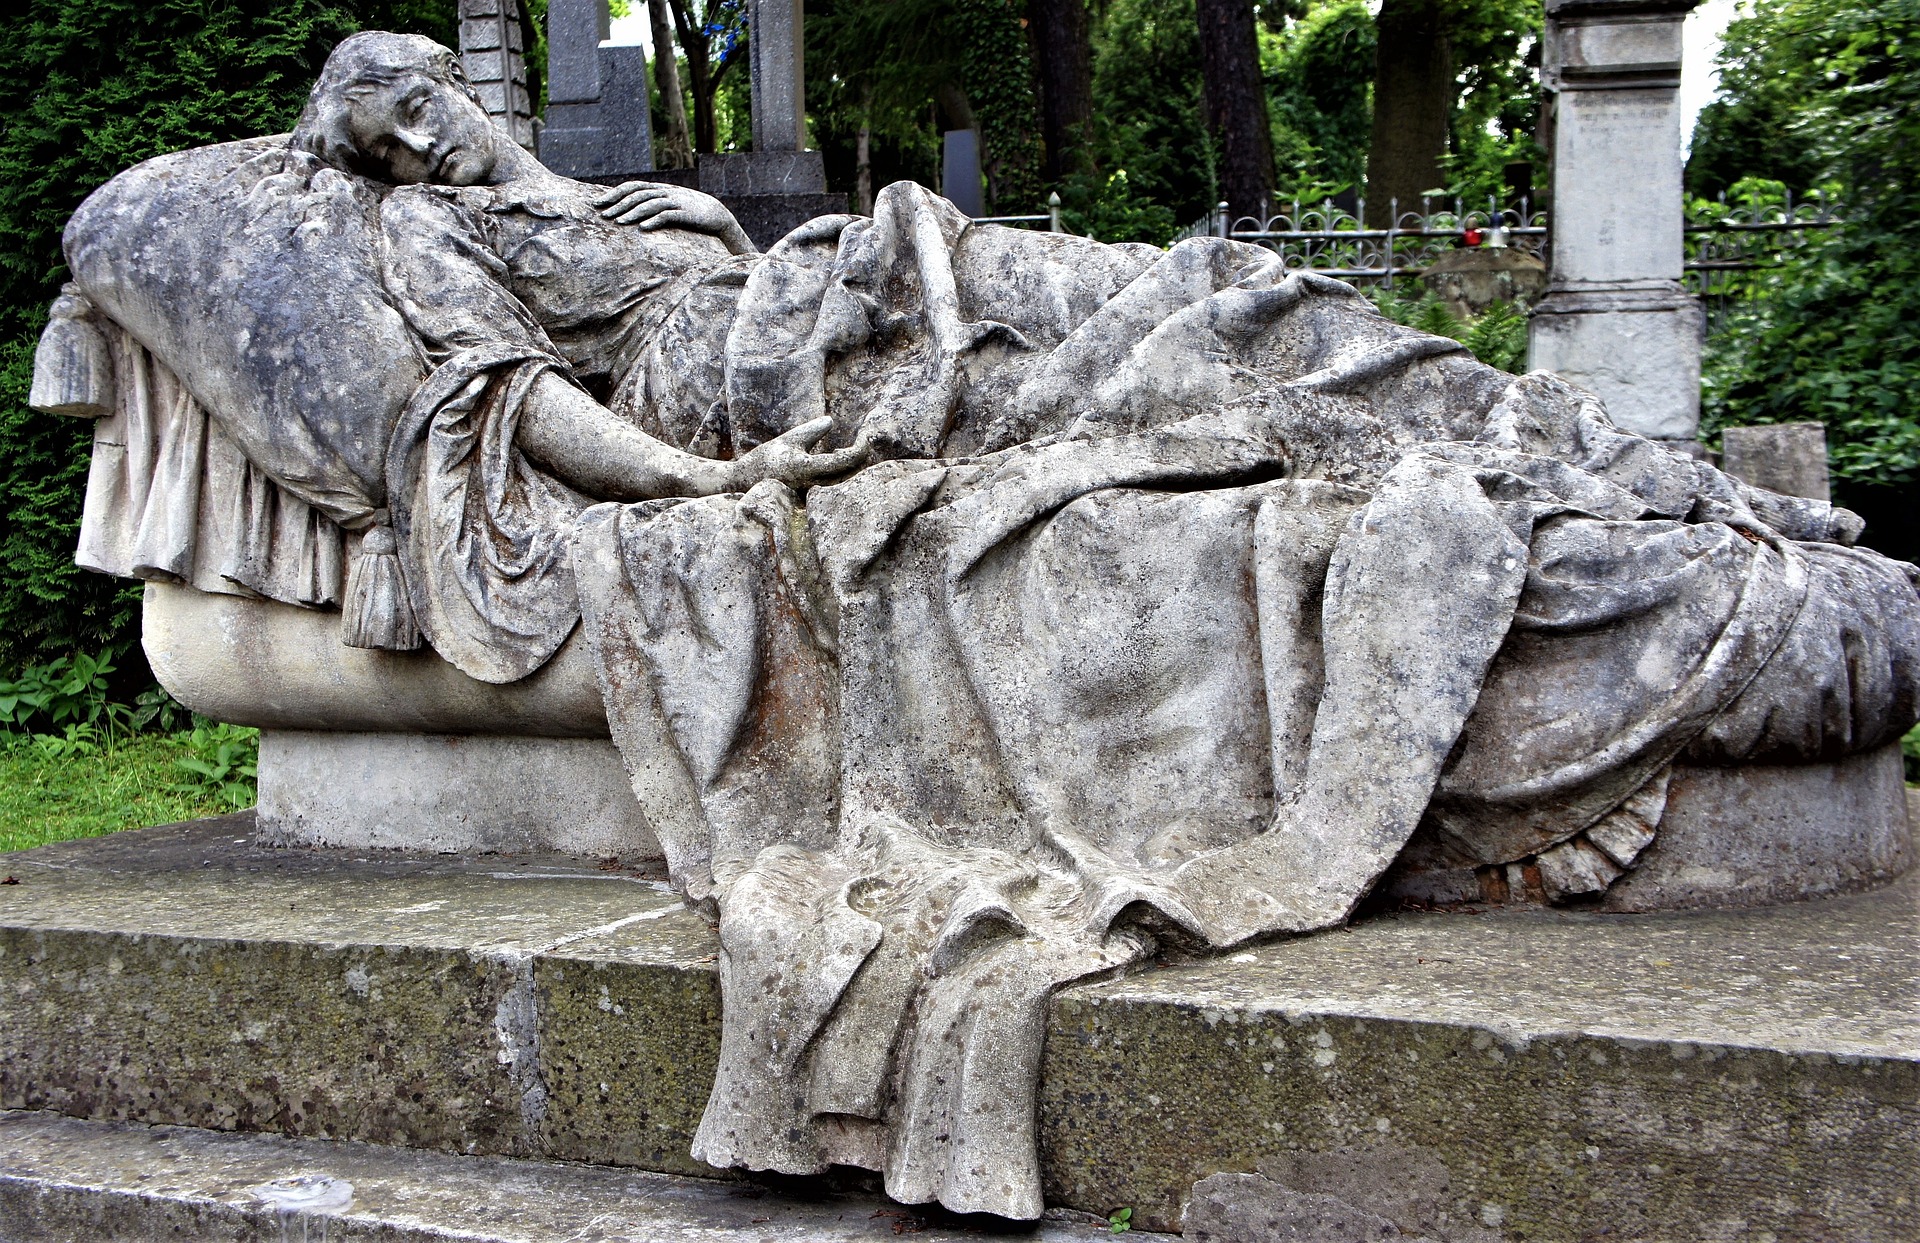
[394,128,434,156]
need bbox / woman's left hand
[592,182,756,254]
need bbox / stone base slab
[4,814,1915,1239]
[0,1112,1130,1242]
[256,730,658,857]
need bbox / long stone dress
[558,186,1918,1217]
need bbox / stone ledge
[2,816,1915,1239]
[0,1111,1133,1241]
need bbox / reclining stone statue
[33,30,1919,1221]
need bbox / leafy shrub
[174,719,260,811]
[1688,0,1920,490]
[1366,284,1527,374]
[0,648,187,749]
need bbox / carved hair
[291,32,479,173]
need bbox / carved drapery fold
[74,325,347,611]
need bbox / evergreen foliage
[0,0,457,671]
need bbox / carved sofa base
[149,583,1912,903]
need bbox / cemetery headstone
[1721,422,1831,502]
[537,0,655,183]
[942,129,985,218]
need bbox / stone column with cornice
[1528,0,1704,444]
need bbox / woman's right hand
[723,417,870,493]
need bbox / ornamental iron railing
[1172,189,1844,320]
[1684,189,1841,324]
[1175,196,1548,287]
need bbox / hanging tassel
[30,284,115,418]
[341,521,423,650]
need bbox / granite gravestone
[536,0,656,183]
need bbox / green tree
[0,0,457,671]
[1692,0,1920,508]
[1265,0,1375,201]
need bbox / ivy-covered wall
[0,0,458,671]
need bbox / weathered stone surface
[144,582,608,736]
[1721,421,1832,502]
[1186,1174,1408,1241]
[4,818,1916,1239]
[0,1112,1134,1241]
[33,29,1920,1222]
[256,730,657,856]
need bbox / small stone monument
[536,0,655,183]
[1721,422,1831,502]
[1528,0,1705,445]
[1420,244,1548,320]
[683,0,847,244]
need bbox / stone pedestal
[5,817,1915,1238]
[256,731,654,857]
[694,151,848,249]
[1528,0,1704,443]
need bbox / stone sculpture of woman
[43,30,1920,1222]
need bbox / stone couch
[28,35,1920,1221]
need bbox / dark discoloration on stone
[5,817,1918,1239]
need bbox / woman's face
[346,74,499,186]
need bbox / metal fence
[1177,197,1548,288]
[1172,190,1843,320]
[1684,189,1842,326]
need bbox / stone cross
[748,0,806,152]
[538,0,656,182]
[1528,0,1704,445]
[459,0,536,151]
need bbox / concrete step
[3,815,1917,1240]
[0,1110,1135,1240]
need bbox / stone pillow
[64,136,424,528]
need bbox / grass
[0,733,246,853]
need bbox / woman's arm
[517,371,864,498]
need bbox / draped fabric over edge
[75,325,347,610]
[570,201,1920,1219]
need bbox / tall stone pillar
[748,0,806,153]
[459,0,536,151]
[1528,0,1704,444]
[689,0,846,246]
[537,0,655,183]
